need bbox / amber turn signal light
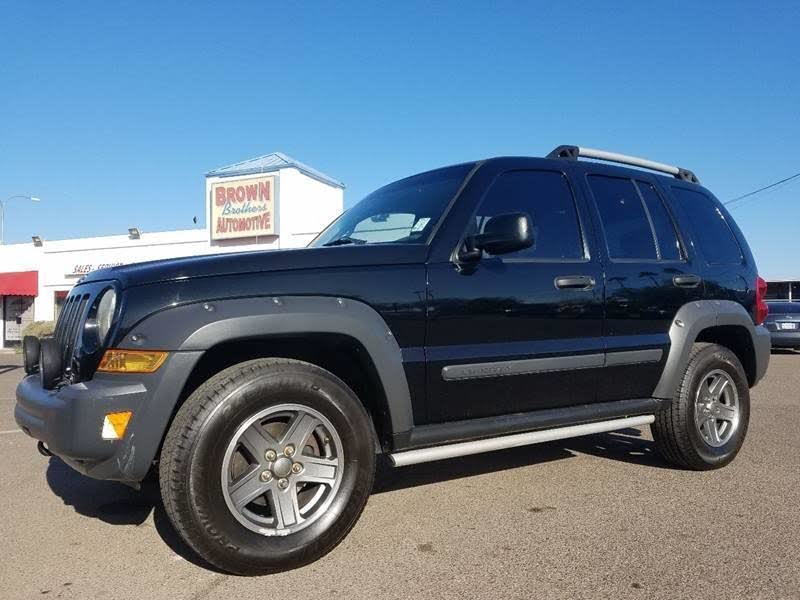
[97,349,168,373]
[102,410,133,440]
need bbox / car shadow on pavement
[45,457,225,572]
[0,364,22,376]
[373,442,574,493]
[45,427,670,566]
[374,427,672,494]
[46,458,151,526]
[561,427,673,470]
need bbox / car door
[424,161,604,424]
[580,171,705,401]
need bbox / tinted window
[469,170,584,260]
[670,187,743,265]
[310,163,474,247]
[791,282,800,302]
[635,181,682,260]
[588,175,657,260]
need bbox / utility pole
[0,195,41,244]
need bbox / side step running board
[388,415,655,467]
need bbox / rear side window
[635,181,682,260]
[588,176,657,259]
[469,170,584,260]
[670,187,743,265]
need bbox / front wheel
[159,358,376,575]
[652,343,750,470]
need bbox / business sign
[211,174,276,240]
[70,262,123,276]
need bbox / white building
[765,279,800,302]
[0,153,344,348]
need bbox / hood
[78,244,429,288]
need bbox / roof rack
[547,145,699,183]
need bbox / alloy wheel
[694,369,740,448]
[220,403,344,536]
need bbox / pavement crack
[527,505,556,513]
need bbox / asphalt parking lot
[1,352,799,600]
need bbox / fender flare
[124,295,414,437]
[652,300,768,398]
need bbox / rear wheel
[652,343,750,470]
[159,358,375,575]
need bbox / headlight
[96,288,117,344]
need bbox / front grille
[54,293,90,375]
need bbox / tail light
[755,276,769,325]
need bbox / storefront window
[3,296,35,343]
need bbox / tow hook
[37,441,53,457]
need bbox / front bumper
[15,374,148,463]
[15,351,202,483]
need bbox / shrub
[22,321,56,339]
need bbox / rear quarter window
[670,187,744,265]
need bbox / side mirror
[461,212,534,261]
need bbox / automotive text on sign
[211,175,276,240]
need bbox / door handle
[672,274,702,288]
[554,275,596,290]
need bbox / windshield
[310,163,474,247]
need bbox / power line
[724,171,800,206]
[726,178,796,211]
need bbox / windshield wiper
[322,236,367,247]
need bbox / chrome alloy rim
[694,369,740,448]
[221,404,344,536]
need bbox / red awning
[0,271,38,296]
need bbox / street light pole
[0,195,41,244]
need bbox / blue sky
[2,1,799,277]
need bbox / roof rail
[547,145,699,183]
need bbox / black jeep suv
[16,145,770,575]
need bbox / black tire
[651,342,750,470]
[23,335,40,375]
[159,358,376,575]
[39,338,63,390]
